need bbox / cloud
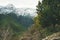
[0,0,42,8]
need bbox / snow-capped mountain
[0,4,37,17]
[16,8,37,17]
[0,4,16,14]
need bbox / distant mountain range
[0,4,35,30]
[0,4,37,40]
[0,4,37,17]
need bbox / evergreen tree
[36,0,60,28]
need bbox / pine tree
[36,0,60,28]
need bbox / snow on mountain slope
[0,4,37,17]
[16,8,37,17]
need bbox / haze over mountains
[0,4,37,17]
[0,4,35,27]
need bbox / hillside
[0,14,25,40]
[19,0,60,40]
[0,0,60,40]
[0,5,35,40]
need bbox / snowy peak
[16,8,37,17]
[5,4,16,10]
[0,4,37,17]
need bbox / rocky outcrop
[42,32,60,40]
[19,26,40,40]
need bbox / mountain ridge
[0,4,37,17]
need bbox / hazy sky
[0,0,42,8]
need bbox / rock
[42,32,60,40]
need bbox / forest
[0,0,60,40]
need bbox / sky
[0,0,42,9]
